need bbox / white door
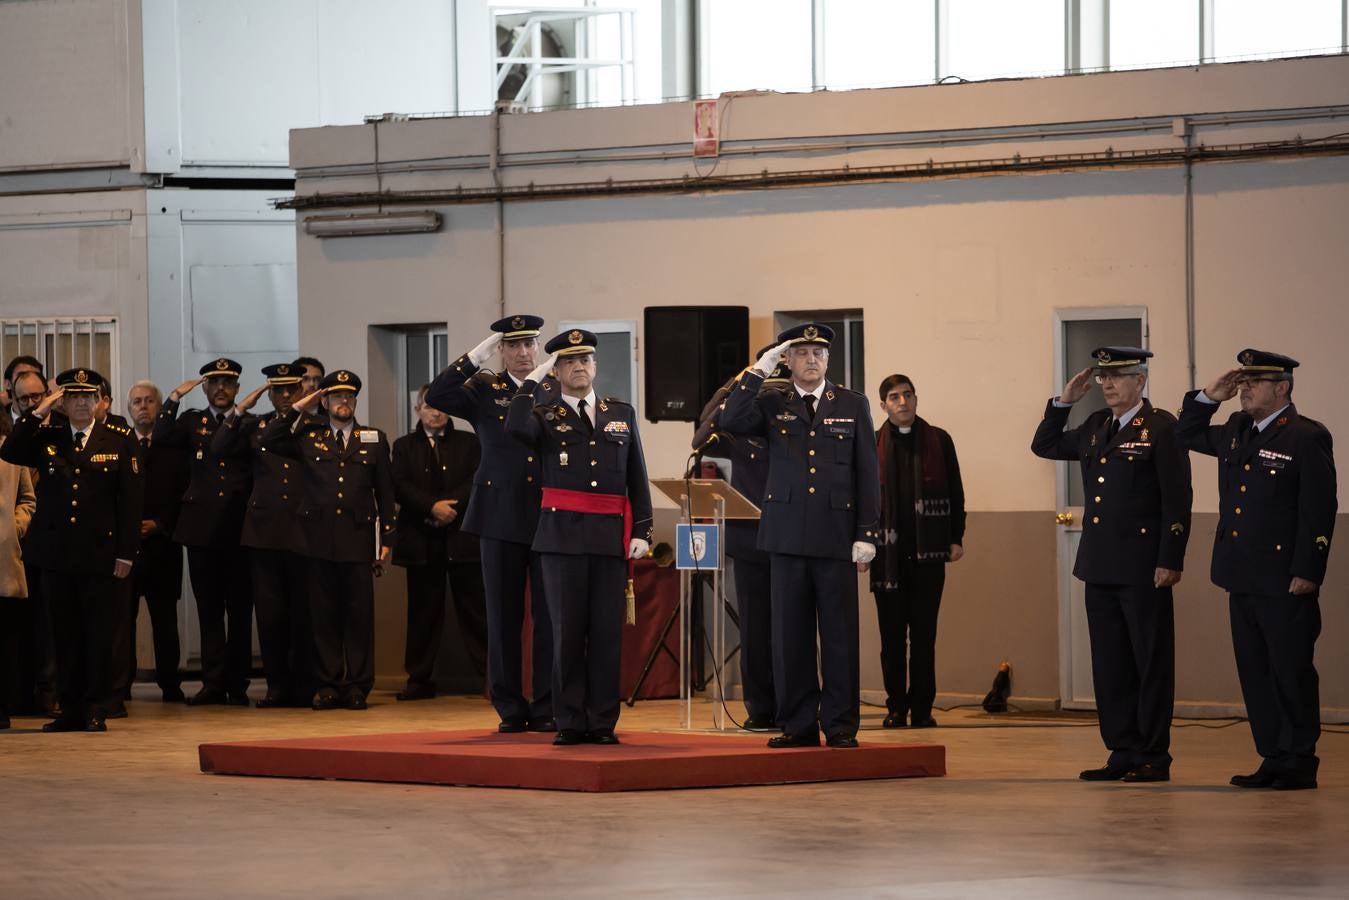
[1053,309,1146,710]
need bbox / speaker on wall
[643,305,749,423]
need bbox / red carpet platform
[199,730,946,793]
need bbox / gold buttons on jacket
[1235,507,1242,515]
[1231,530,1239,537]
[1091,516,1100,524]
[808,486,816,494]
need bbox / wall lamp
[303,210,442,238]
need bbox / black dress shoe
[910,715,938,728]
[588,730,620,745]
[498,718,528,734]
[255,692,288,709]
[1230,768,1278,789]
[826,734,859,748]
[1271,774,1318,791]
[0,716,9,730]
[881,712,905,729]
[1079,764,1131,781]
[1122,763,1170,783]
[84,715,107,732]
[311,690,341,711]
[105,700,128,720]
[395,685,436,702]
[43,717,86,733]
[767,732,820,749]
[743,714,777,730]
[187,688,229,707]
[161,688,187,703]
[553,728,586,746]
[343,691,368,711]
[527,716,558,733]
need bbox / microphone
[693,431,729,454]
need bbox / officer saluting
[0,368,142,732]
[261,370,395,710]
[427,315,557,732]
[506,329,652,746]
[1177,349,1336,790]
[154,358,254,706]
[1032,347,1191,783]
[212,362,312,708]
[719,324,881,749]
[690,346,791,730]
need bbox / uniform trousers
[1084,582,1175,768]
[252,548,312,702]
[109,534,183,698]
[538,552,624,733]
[1229,591,1321,777]
[480,537,553,722]
[307,559,375,698]
[43,569,116,720]
[730,555,775,720]
[404,554,489,688]
[770,553,860,740]
[873,562,946,722]
[186,546,253,695]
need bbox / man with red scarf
[871,374,966,729]
[506,329,652,746]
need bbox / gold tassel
[624,579,636,625]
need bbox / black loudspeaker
[643,306,749,423]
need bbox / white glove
[526,353,557,384]
[628,538,650,560]
[467,333,501,367]
[851,541,876,564]
[753,339,793,377]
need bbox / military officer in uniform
[261,370,395,710]
[213,363,312,708]
[1032,347,1191,783]
[690,345,792,730]
[1,368,142,732]
[506,329,652,746]
[718,324,881,749]
[154,359,254,706]
[1177,349,1336,790]
[427,315,557,732]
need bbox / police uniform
[426,314,556,729]
[690,349,791,728]
[0,368,142,731]
[1177,349,1336,789]
[212,363,312,707]
[505,329,653,743]
[153,357,254,705]
[1031,346,1192,781]
[259,370,396,709]
[718,324,881,747]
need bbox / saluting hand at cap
[1203,368,1243,402]
[526,353,557,384]
[234,384,267,414]
[168,377,204,403]
[1059,368,1094,404]
[292,388,325,414]
[753,340,793,377]
[468,333,502,367]
[33,387,64,419]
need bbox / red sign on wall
[693,99,719,157]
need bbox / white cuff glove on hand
[467,333,501,367]
[526,353,557,384]
[628,538,650,560]
[753,339,793,377]
[851,541,876,564]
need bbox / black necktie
[336,429,347,451]
[578,399,593,433]
[140,437,150,453]
[1107,418,1118,440]
[73,431,86,452]
[802,394,817,422]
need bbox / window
[401,326,450,436]
[773,310,864,392]
[1212,0,1342,61]
[942,0,1064,81]
[558,319,638,407]
[1110,0,1201,70]
[700,0,814,95]
[821,0,936,90]
[0,317,117,396]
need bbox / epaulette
[833,384,865,398]
[106,422,132,435]
[1149,406,1179,424]
[470,369,501,387]
[602,397,630,407]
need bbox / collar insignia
[1131,416,1145,427]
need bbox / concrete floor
[2,688,1346,899]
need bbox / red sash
[540,488,636,623]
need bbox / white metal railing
[0,317,118,395]
[493,5,636,110]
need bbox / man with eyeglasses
[1177,349,1336,791]
[1032,346,1192,783]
